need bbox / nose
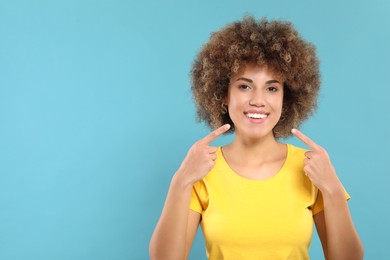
[249,90,265,107]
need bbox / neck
[225,131,283,163]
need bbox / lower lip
[245,115,268,124]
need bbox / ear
[220,96,228,114]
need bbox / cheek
[227,101,237,118]
[227,88,248,105]
[227,95,246,114]
[267,95,284,116]
[226,96,244,123]
[277,99,284,111]
[226,91,238,109]
[274,93,284,110]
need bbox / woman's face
[226,64,284,140]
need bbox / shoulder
[287,143,307,158]
[285,144,307,169]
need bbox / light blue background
[1,0,389,259]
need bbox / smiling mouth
[245,113,268,119]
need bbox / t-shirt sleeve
[312,187,351,215]
[189,180,208,214]
[190,187,202,213]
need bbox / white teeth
[246,113,268,119]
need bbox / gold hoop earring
[221,103,228,114]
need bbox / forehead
[231,63,285,82]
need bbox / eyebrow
[236,77,281,84]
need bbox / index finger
[291,128,318,150]
[201,124,231,144]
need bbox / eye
[238,84,251,90]
[267,86,278,92]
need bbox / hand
[176,124,231,186]
[291,128,342,192]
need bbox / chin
[237,127,275,140]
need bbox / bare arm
[149,125,230,260]
[149,174,200,260]
[314,191,363,260]
[314,211,328,259]
[185,211,202,259]
[292,129,364,260]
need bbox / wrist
[320,180,345,199]
[172,169,196,191]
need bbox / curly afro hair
[191,16,320,138]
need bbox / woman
[149,16,363,259]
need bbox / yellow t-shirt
[190,144,349,260]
